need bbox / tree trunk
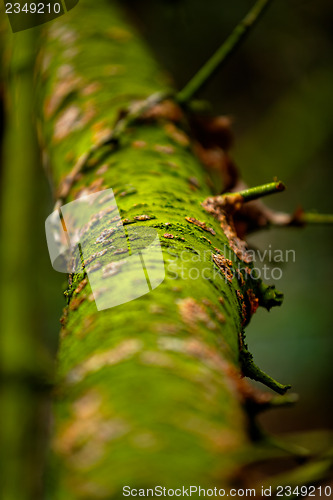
[30,1,288,497]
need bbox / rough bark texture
[31,1,287,498]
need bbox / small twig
[296,212,333,225]
[177,0,273,104]
[266,208,333,228]
[204,180,333,234]
[231,180,285,202]
[240,347,291,395]
[202,180,286,217]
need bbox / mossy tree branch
[1,1,306,498]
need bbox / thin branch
[267,208,333,227]
[297,212,333,225]
[233,180,285,202]
[177,0,273,104]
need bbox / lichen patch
[247,289,259,315]
[74,278,88,295]
[212,254,233,284]
[185,217,216,236]
[67,339,143,383]
[177,297,216,330]
[153,144,175,155]
[164,123,190,147]
[202,197,252,263]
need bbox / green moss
[36,0,286,496]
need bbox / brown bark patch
[212,254,234,284]
[177,298,216,330]
[185,216,216,236]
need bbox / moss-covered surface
[35,1,286,497]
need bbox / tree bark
[33,1,287,497]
